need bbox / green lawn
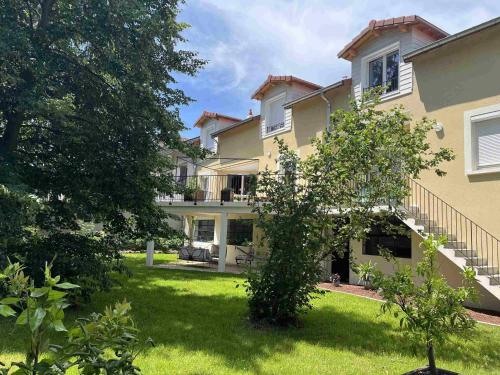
[1,253,499,374]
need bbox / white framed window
[361,42,400,96]
[265,93,286,135]
[464,104,500,175]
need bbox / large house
[154,15,500,311]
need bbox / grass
[1,253,499,374]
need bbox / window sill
[466,167,500,176]
[262,127,290,139]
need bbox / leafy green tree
[303,90,454,261]
[246,92,454,326]
[246,140,329,326]
[374,235,477,375]
[0,0,204,294]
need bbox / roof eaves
[404,16,500,61]
[284,78,351,108]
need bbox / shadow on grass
[1,255,498,374]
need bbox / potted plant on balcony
[184,180,205,201]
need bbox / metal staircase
[401,178,500,302]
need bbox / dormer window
[265,93,286,134]
[361,42,401,96]
[367,49,399,93]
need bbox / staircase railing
[404,177,500,284]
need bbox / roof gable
[194,111,242,128]
[338,15,448,60]
[251,75,321,100]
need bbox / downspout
[320,91,332,133]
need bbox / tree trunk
[0,112,23,160]
[427,343,437,375]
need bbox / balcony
[157,174,258,205]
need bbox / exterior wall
[200,118,239,152]
[375,24,500,241]
[259,83,317,139]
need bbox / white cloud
[177,0,500,130]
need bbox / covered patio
[146,202,257,273]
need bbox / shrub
[0,261,149,374]
[0,232,127,303]
[374,235,477,375]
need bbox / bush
[0,232,127,303]
[121,232,186,252]
[0,262,149,374]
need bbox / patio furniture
[235,246,254,265]
[179,246,192,260]
[192,248,212,262]
[209,244,220,262]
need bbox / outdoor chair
[235,246,255,265]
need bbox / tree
[246,91,454,326]
[374,235,477,375]
[303,90,454,261]
[0,0,204,238]
[246,140,330,326]
[0,1,204,294]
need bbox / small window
[194,220,215,242]
[363,218,411,258]
[265,94,286,134]
[178,165,188,185]
[227,219,253,246]
[475,118,500,169]
[465,105,500,175]
[366,50,399,93]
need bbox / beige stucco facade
[162,17,500,311]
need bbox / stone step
[489,275,500,286]
[445,241,467,249]
[454,249,477,258]
[475,266,499,276]
[465,257,488,267]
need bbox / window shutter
[476,119,500,168]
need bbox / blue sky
[175,0,500,139]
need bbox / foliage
[0,262,149,374]
[0,261,79,374]
[1,232,127,303]
[53,301,151,375]
[122,232,186,252]
[303,89,455,258]
[374,235,477,375]
[0,0,205,263]
[246,140,326,326]
[354,261,376,289]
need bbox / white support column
[217,212,228,272]
[184,215,194,246]
[146,240,155,267]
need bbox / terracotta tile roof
[338,15,449,60]
[194,111,242,128]
[251,75,322,100]
[184,136,200,145]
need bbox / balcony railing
[157,174,258,204]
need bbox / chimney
[247,108,253,118]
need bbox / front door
[331,241,350,282]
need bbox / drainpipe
[320,91,332,133]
